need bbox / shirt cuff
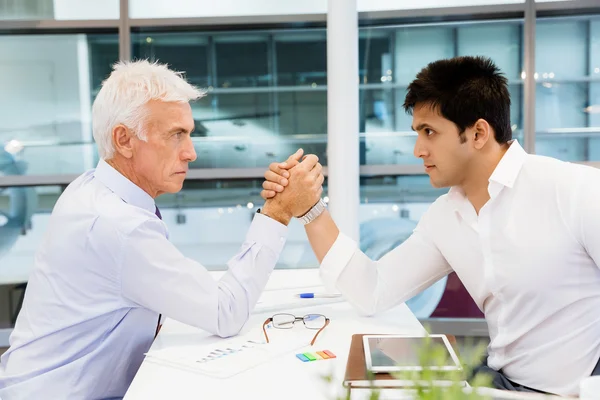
[246,212,289,255]
[320,232,358,292]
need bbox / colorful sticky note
[322,350,336,358]
[296,350,336,362]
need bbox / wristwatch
[298,199,327,225]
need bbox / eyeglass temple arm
[310,318,330,346]
[262,318,272,343]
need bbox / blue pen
[297,292,342,299]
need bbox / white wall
[0,35,92,175]
[52,0,119,20]
[128,0,526,19]
[48,0,570,20]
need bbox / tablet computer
[363,334,462,373]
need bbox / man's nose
[413,136,428,159]
[182,137,197,162]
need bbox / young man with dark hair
[261,56,600,396]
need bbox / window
[215,35,270,88]
[360,19,524,166]
[133,32,209,88]
[535,16,600,162]
[157,181,325,270]
[275,32,327,86]
[0,33,118,176]
[275,31,328,162]
[131,30,328,168]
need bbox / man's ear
[112,125,134,159]
[472,119,492,150]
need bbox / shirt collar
[488,139,527,189]
[93,159,156,214]
[446,139,527,205]
[447,186,466,202]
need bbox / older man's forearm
[304,210,339,263]
[214,212,288,337]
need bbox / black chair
[8,283,26,325]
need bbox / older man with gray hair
[0,60,323,399]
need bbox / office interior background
[0,0,599,347]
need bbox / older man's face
[131,100,196,197]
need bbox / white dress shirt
[0,159,288,400]
[320,141,600,396]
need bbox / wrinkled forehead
[142,100,195,132]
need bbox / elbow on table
[215,327,242,339]
[215,317,246,338]
[215,307,250,338]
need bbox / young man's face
[411,104,473,189]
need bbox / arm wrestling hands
[259,149,324,225]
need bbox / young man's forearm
[304,210,339,263]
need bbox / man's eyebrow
[412,123,431,131]
[167,126,192,134]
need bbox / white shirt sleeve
[119,212,287,337]
[320,211,452,316]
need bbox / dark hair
[403,56,512,144]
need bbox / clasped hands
[259,149,324,225]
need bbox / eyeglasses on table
[262,313,330,346]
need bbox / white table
[124,272,426,400]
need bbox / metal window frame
[119,0,131,60]
[523,0,536,153]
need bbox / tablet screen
[366,336,458,369]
